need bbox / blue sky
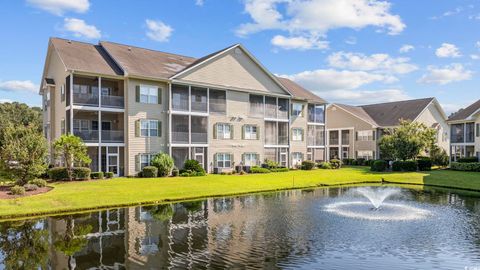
[0,0,479,114]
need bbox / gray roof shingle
[448,99,480,121]
[276,77,327,104]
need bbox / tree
[0,102,42,149]
[53,134,91,180]
[379,120,437,161]
[430,145,449,166]
[0,124,48,185]
[150,153,174,177]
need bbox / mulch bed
[0,186,53,199]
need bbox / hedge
[270,167,289,172]
[330,159,342,169]
[48,167,69,181]
[301,160,315,170]
[392,161,417,172]
[318,162,332,169]
[91,172,104,179]
[142,166,158,178]
[30,179,47,188]
[105,172,114,179]
[417,159,432,171]
[10,185,25,195]
[450,162,480,172]
[250,166,271,173]
[457,157,479,163]
[72,167,91,180]
[371,160,388,172]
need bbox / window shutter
[213,123,217,139]
[242,153,245,164]
[213,153,217,167]
[355,131,358,141]
[256,153,260,165]
[256,125,260,140]
[135,155,140,172]
[135,86,140,103]
[230,124,234,139]
[135,120,140,137]
[158,121,162,137]
[373,130,376,141]
[230,153,234,167]
[242,125,245,139]
[301,129,304,141]
[157,87,162,104]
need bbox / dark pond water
[1,185,480,269]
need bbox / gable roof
[448,99,480,121]
[360,98,435,127]
[100,41,196,80]
[276,77,326,104]
[50,38,123,76]
[331,98,436,127]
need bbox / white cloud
[280,69,395,91]
[345,36,357,45]
[471,54,480,60]
[327,51,418,74]
[271,35,328,50]
[0,99,13,103]
[399,44,414,53]
[145,19,173,42]
[237,0,405,50]
[27,0,90,16]
[322,89,410,104]
[418,64,473,85]
[435,43,461,58]
[63,18,101,39]
[476,41,480,49]
[195,0,204,6]
[0,80,38,93]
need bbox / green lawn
[0,167,479,220]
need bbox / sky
[0,0,479,115]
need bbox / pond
[1,185,480,269]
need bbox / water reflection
[0,186,480,269]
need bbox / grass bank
[0,167,479,220]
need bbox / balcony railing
[191,132,207,143]
[102,130,124,143]
[74,129,99,142]
[329,139,339,145]
[101,95,124,108]
[342,137,350,145]
[73,93,99,106]
[172,132,189,144]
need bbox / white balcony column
[168,83,172,156]
[70,74,74,134]
[98,110,102,172]
[188,85,192,146]
[98,76,102,108]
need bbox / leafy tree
[54,216,92,268]
[430,145,449,166]
[0,102,42,148]
[379,120,437,161]
[0,220,49,269]
[151,153,174,177]
[0,124,48,185]
[378,130,395,160]
[53,134,91,180]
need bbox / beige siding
[290,100,308,164]
[208,90,265,170]
[326,105,377,157]
[177,48,287,95]
[476,117,480,155]
[126,78,169,175]
[414,103,450,154]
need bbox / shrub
[270,167,289,172]
[151,153,175,177]
[250,166,271,173]
[142,166,158,178]
[301,160,316,170]
[430,147,449,166]
[371,160,388,172]
[450,162,480,172]
[182,159,206,175]
[351,159,358,166]
[342,159,354,165]
[91,172,104,179]
[365,160,375,167]
[72,167,91,180]
[24,184,38,191]
[264,159,279,169]
[330,159,342,169]
[318,162,332,169]
[239,170,246,175]
[10,185,25,195]
[392,161,417,172]
[105,172,114,179]
[48,167,69,181]
[417,158,432,171]
[172,167,179,177]
[457,157,479,163]
[356,158,366,166]
[30,179,47,188]
[179,169,206,177]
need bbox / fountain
[324,187,432,221]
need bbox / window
[139,85,159,104]
[357,151,373,160]
[357,130,374,141]
[342,147,349,159]
[265,96,277,118]
[140,154,154,169]
[216,153,232,168]
[291,103,304,117]
[249,95,264,117]
[209,89,226,113]
[466,122,475,143]
[216,123,232,139]
[277,98,288,119]
[243,153,258,166]
[191,87,207,112]
[140,120,159,137]
[73,119,90,131]
[292,128,303,141]
[243,125,257,140]
[329,130,339,145]
[292,152,303,167]
[61,85,65,102]
[307,125,325,146]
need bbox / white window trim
[243,153,258,166]
[216,153,232,168]
[357,130,374,141]
[292,128,303,141]
[244,125,257,140]
[140,85,158,104]
[140,119,159,137]
[291,103,304,117]
[217,123,232,139]
[140,153,155,169]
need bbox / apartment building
[447,99,480,161]
[40,38,327,176]
[325,98,449,160]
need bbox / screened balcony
[329,130,339,145]
[172,115,189,144]
[72,111,124,143]
[308,104,325,124]
[307,125,325,146]
[172,84,189,111]
[71,76,124,108]
[265,121,288,145]
[191,116,207,143]
[341,130,350,145]
[191,87,207,112]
